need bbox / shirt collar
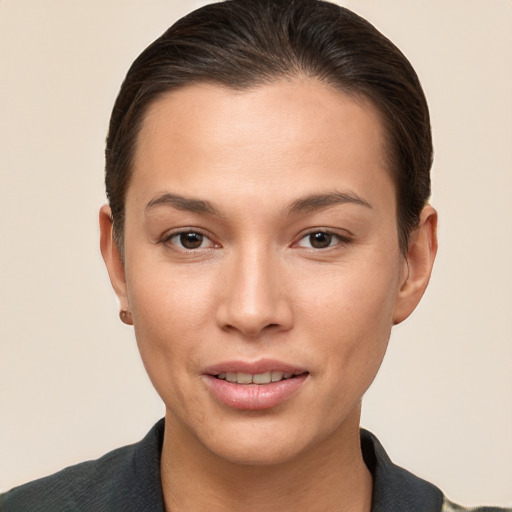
[361,428,443,511]
[137,420,443,512]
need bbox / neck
[160,406,373,512]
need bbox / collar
[361,428,444,511]
[140,420,443,512]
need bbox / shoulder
[0,419,165,512]
[441,498,512,512]
[0,444,135,511]
[360,429,512,512]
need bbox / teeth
[237,372,253,384]
[216,371,298,384]
[225,372,237,383]
[271,371,284,382]
[253,371,272,384]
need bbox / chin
[209,435,310,467]
[193,414,330,467]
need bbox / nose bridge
[217,242,292,336]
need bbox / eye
[166,231,215,250]
[296,231,348,249]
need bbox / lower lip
[203,374,308,410]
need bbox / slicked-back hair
[105,0,432,254]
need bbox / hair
[105,0,432,254]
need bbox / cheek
[126,245,216,327]
[296,253,401,332]
[301,290,393,426]
[294,250,402,379]
[124,254,219,390]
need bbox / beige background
[1,0,511,506]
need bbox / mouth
[203,360,309,410]
[213,370,307,385]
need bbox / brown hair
[105,0,432,254]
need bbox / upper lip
[203,358,308,376]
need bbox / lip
[203,358,307,375]
[202,359,309,410]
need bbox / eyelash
[160,229,218,252]
[160,228,352,252]
[294,229,353,250]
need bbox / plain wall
[1,0,511,506]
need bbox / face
[102,79,433,466]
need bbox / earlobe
[99,204,130,312]
[393,205,438,325]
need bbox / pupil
[310,232,332,248]
[180,232,203,249]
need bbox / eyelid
[293,228,353,249]
[159,227,352,251]
[160,227,220,251]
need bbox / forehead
[129,79,393,213]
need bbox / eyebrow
[286,191,372,215]
[145,190,372,217]
[146,193,218,215]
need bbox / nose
[215,247,293,338]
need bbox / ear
[99,204,130,313]
[393,205,438,325]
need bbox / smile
[215,371,304,384]
[203,360,309,410]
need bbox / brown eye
[308,232,334,248]
[167,231,213,250]
[295,230,349,250]
[179,232,204,249]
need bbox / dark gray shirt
[1,419,509,511]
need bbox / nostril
[216,298,293,336]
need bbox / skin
[100,79,437,511]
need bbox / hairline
[113,76,408,259]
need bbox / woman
[1,1,510,511]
